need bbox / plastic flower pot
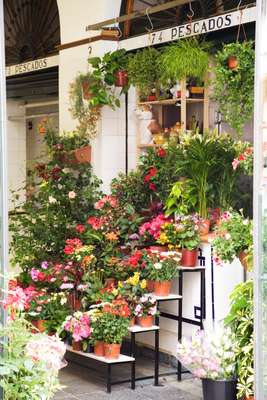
[228,55,238,70]
[74,145,91,164]
[154,280,172,296]
[72,340,82,352]
[197,219,210,236]
[114,70,128,87]
[146,280,155,293]
[181,248,198,267]
[202,378,237,400]
[104,343,121,359]
[94,341,105,357]
[239,251,249,271]
[137,315,153,328]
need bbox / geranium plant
[159,216,200,251]
[232,143,253,176]
[212,210,253,269]
[62,311,91,345]
[134,294,157,318]
[146,251,180,282]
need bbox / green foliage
[44,125,90,153]
[148,256,179,282]
[9,128,102,274]
[127,47,162,98]
[225,281,254,399]
[213,41,255,135]
[160,217,200,250]
[89,48,129,89]
[0,317,62,400]
[165,179,197,217]
[212,210,253,265]
[160,37,210,82]
[93,313,129,344]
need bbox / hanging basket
[239,251,249,271]
[81,80,93,100]
[74,145,91,164]
[227,55,239,70]
[114,70,128,87]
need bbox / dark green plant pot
[202,379,237,400]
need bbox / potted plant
[212,41,255,135]
[94,311,129,359]
[134,294,158,328]
[62,311,91,352]
[160,38,210,83]
[159,216,200,267]
[127,47,162,101]
[177,326,237,400]
[89,48,129,88]
[225,281,254,400]
[89,307,105,356]
[146,250,180,296]
[212,210,253,270]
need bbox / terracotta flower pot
[228,55,238,70]
[36,319,47,333]
[104,343,121,359]
[181,248,198,267]
[72,340,82,352]
[245,396,254,400]
[146,280,155,293]
[137,315,153,328]
[115,70,128,87]
[154,280,172,297]
[198,219,210,235]
[147,94,157,102]
[239,251,249,271]
[94,341,105,357]
[129,317,136,327]
[82,80,93,99]
[74,145,91,164]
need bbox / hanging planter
[227,55,239,70]
[239,251,249,271]
[202,378,237,400]
[74,145,91,164]
[81,80,93,100]
[181,248,198,267]
[115,70,128,87]
[154,281,171,297]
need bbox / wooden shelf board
[138,98,204,106]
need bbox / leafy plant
[159,216,200,250]
[212,41,255,135]
[165,179,197,217]
[212,210,253,267]
[89,49,129,88]
[0,316,64,400]
[225,280,254,399]
[128,47,162,98]
[160,37,210,82]
[94,312,129,344]
[146,251,180,281]
[134,294,158,317]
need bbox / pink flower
[214,256,223,267]
[30,269,46,282]
[68,191,76,199]
[60,283,74,290]
[232,158,240,170]
[94,195,117,210]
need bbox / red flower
[64,245,74,255]
[87,216,104,230]
[76,224,86,234]
[149,167,158,177]
[157,148,166,157]
[239,154,245,161]
[144,174,151,183]
[149,183,156,191]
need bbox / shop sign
[121,6,256,51]
[6,55,59,77]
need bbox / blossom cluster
[139,214,168,240]
[62,311,91,342]
[26,334,66,370]
[134,294,157,317]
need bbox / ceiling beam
[85,0,193,31]
[124,0,135,38]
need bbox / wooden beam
[85,0,193,31]
[124,0,135,38]
[57,34,118,51]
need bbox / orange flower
[105,232,119,241]
[81,255,94,269]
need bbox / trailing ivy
[213,41,255,136]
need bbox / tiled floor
[54,358,202,400]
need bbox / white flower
[49,196,57,204]
[68,191,76,199]
[154,262,162,270]
[243,219,249,225]
[225,233,231,240]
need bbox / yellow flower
[127,272,140,286]
[159,233,168,244]
[140,279,147,289]
[118,281,123,288]
[112,288,118,296]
